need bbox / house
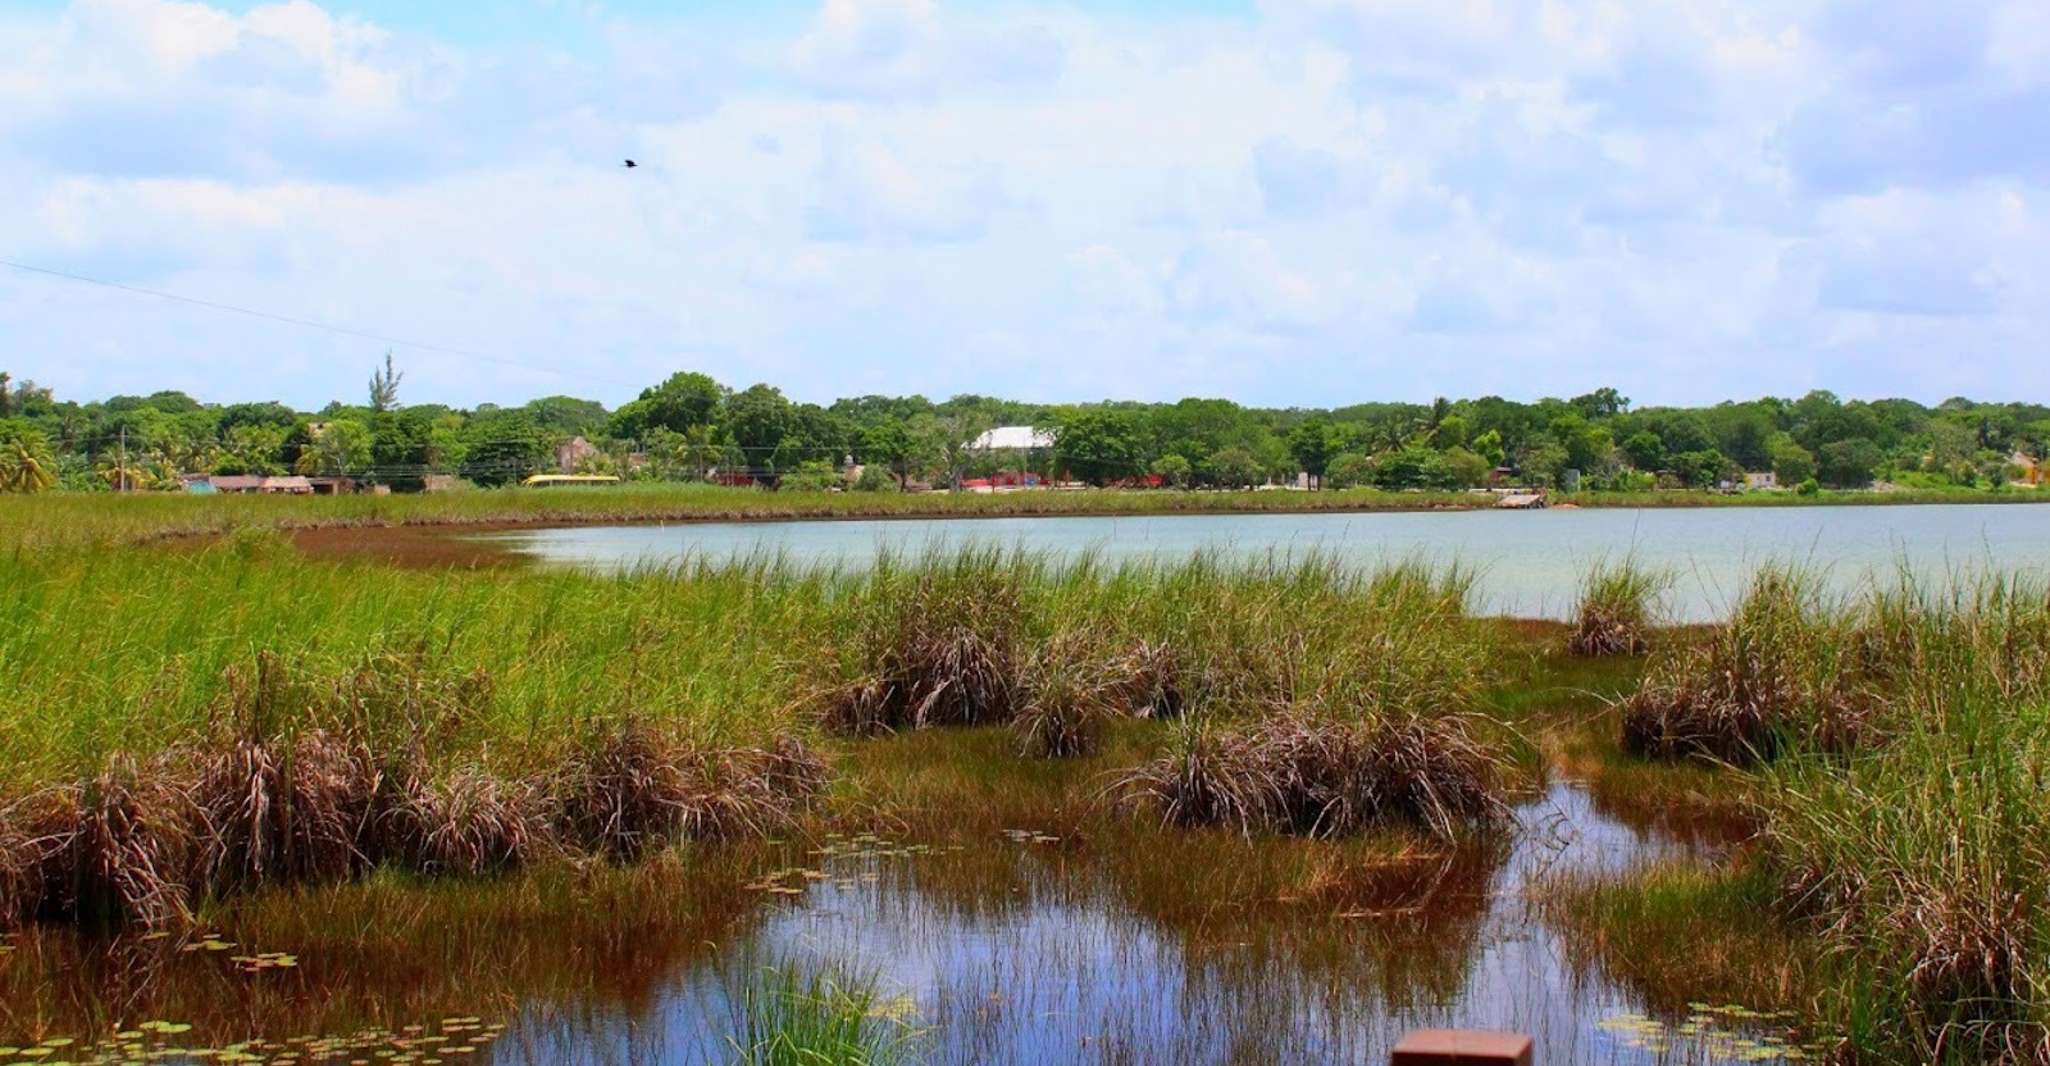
[1744,471,1778,490]
[202,475,315,495]
[306,476,358,495]
[555,436,600,474]
[969,426,1056,451]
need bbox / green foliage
[1286,418,1337,481]
[1323,451,1374,489]
[1770,437,1817,486]
[461,415,552,487]
[853,464,899,492]
[727,964,923,1066]
[0,420,58,493]
[1148,453,1193,489]
[1205,446,1262,489]
[295,419,374,476]
[1054,409,1144,485]
[780,460,841,492]
[1818,438,1883,489]
[1621,431,1666,472]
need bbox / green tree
[1570,387,1630,419]
[1205,446,1262,489]
[0,420,58,493]
[1770,438,1817,486]
[1286,418,1336,487]
[724,384,794,474]
[295,419,374,475]
[462,415,552,486]
[1055,410,1144,486]
[1149,453,1194,488]
[861,418,916,488]
[1818,438,1882,489]
[1670,449,1738,488]
[1469,429,1506,468]
[1324,451,1375,489]
[219,424,289,476]
[613,371,726,439]
[1621,431,1666,471]
[1438,447,1490,488]
[368,352,403,413]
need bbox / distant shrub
[852,466,898,493]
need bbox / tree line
[2,363,2046,495]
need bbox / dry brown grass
[1115,712,1511,842]
[14,755,202,928]
[551,719,827,861]
[821,578,1023,736]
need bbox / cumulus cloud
[0,0,2046,409]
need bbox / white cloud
[0,0,2046,411]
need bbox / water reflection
[1,785,1818,1065]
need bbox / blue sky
[2,0,2045,411]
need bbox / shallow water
[476,503,2050,621]
[504,784,1807,1064]
[0,780,1821,1065]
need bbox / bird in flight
[623,159,638,168]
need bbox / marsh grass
[1536,861,1824,1018]
[1620,567,1874,762]
[726,963,923,1066]
[1757,703,2050,1063]
[1566,558,1668,657]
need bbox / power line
[0,257,639,388]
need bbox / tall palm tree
[0,428,57,493]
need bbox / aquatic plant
[726,964,924,1066]
[1011,638,1115,759]
[1566,558,1667,657]
[551,718,827,861]
[1115,712,1511,842]
[1620,567,1874,762]
[1757,702,2050,1062]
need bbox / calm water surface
[481,503,2050,621]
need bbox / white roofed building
[970,426,1056,451]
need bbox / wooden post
[1391,1029,1533,1066]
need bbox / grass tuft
[1566,558,1667,657]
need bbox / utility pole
[118,427,128,494]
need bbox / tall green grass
[1566,557,1669,657]
[725,963,924,1066]
[1609,567,2050,1060]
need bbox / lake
[477,502,2050,622]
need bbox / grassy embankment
[1550,565,2050,1063]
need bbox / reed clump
[1567,559,1666,657]
[822,563,1025,736]
[1116,712,1511,842]
[1755,705,2050,1062]
[551,719,827,860]
[1011,637,1118,759]
[0,655,826,930]
[1621,567,1875,763]
[726,963,923,1066]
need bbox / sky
[1,0,2046,412]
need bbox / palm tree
[682,424,724,481]
[96,453,148,492]
[0,427,57,493]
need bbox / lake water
[478,503,2050,622]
